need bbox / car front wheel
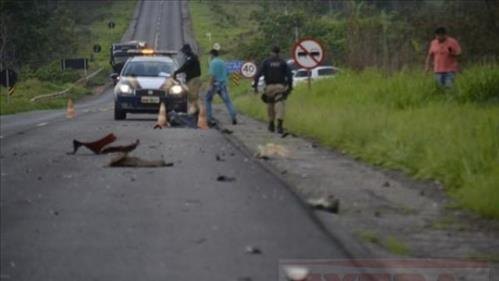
[114,103,126,120]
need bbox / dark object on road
[245,245,262,255]
[69,133,117,154]
[215,154,225,162]
[307,195,340,214]
[108,153,173,168]
[382,181,391,187]
[221,128,233,134]
[216,175,235,182]
[100,140,140,154]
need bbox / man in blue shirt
[205,49,237,125]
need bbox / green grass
[189,2,499,218]
[357,231,410,255]
[0,0,137,115]
[384,236,410,256]
[234,67,499,218]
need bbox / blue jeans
[435,72,455,88]
[205,82,237,121]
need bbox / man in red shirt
[425,27,462,87]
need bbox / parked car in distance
[293,66,340,86]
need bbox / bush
[456,65,499,103]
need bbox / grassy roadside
[234,68,499,218]
[189,2,499,218]
[0,0,137,115]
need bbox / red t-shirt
[428,37,462,73]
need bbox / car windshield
[294,70,310,78]
[122,61,174,77]
[318,68,335,76]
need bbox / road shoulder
[212,105,499,262]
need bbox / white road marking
[36,122,48,127]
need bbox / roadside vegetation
[235,67,499,218]
[0,0,137,115]
[189,1,499,219]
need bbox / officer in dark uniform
[253,46,293,134]
[173,44,202,114]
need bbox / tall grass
[234,66,499,218]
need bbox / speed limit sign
[240,61,257,79]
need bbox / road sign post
[240,61,257,79]
[292,38,325,89]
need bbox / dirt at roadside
[212,105,499,263]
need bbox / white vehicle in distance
[293,66,340,86]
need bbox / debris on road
[244,245,262,255]
[215,154,225,162]
[221,128,233,134]
[100,140,140,154]
[68,133,117,154]
[108,153,173,168]
[307,195,340,214]
[216,175,236,182]
[255,143,290,159]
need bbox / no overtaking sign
[292,38,324,69]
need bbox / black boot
[268,121,275,132]
[277,119,284,134]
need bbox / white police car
[111,50,188,120]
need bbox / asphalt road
[0,1,349,280]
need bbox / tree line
[231,0,499,70]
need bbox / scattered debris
[100,140,140,154]
[37,176,43,181]
[281,132,296,138]
[108,153,173,168]
[217,175,236,182]
[245,245,262,255]
[307,195,340,214]
[68,133,117,154]
[215,154,225,162]
[283,266,310,281]
[221,128,233,134]
[51,210,59,216]
[255,143,290,159]
[382,181,391,187]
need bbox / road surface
[0,1,350,280]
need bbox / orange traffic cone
[197,99,208,129]
[66,98,76,119]
[153,102,169,129]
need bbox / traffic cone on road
[197,99,208,129]
[153,102,169,129]
[66,98,76,119]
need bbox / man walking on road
[205,49,237,126]
[425,27,462,88]
[254,46,293,134]
[173,44,202,114]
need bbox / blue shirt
[209,57,228,84]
